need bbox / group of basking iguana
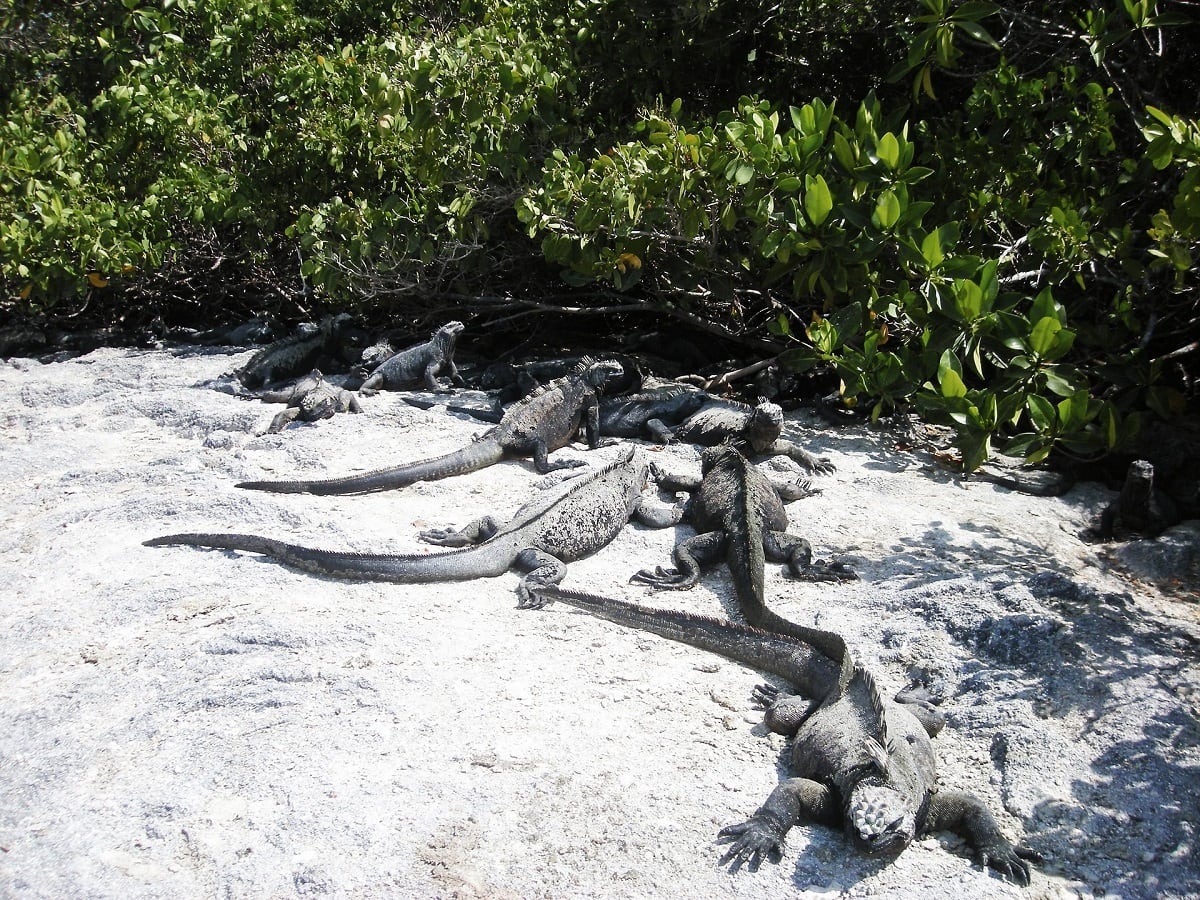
[146,318,1036,887]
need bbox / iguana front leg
[630,531,726,589]
[643,417,676,443]
[923,790,1036,886]
[266,407,302,433]
[717,777,840,871]
[513,548,568,607]
[582,396,605,448]
[421,362,444,392]
[764,529,857,582]
[767,438,836,475]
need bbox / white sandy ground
[0,344,1197,900]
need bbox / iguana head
[582,358,626,391]
[745,399,784,452]
[437,321,466,340]
[844,782,918,856]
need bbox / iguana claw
[629,565,688,589]
[717,816,786,871]
[979,840,1035,886]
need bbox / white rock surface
[1,345,1197,899]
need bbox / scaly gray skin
[233,313,365,389]
[1095,459,1181,540]
[258,368,323,404]
[237,358,625,495]
[598,384,708,441]
[264,371,361,433]
[147,447,660,604]
[668,398,835,475]
[360,321,466,395]
[524,585,1035,886]
[632,444,855,638]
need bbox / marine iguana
[668,398,835,475]
[260,370,362,433]
[396,381,707,435]
[523,585,1035,885]
[147,447,665,604]
[480,355,644,404]
[233,313,368,388]
[598,384,708,441]
[631,444,855,637]
[1090,459,1181,540]
[359,320,466,395]
[236,358,625,495]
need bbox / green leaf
[876,132,899,170]
[940,367,967,399]
[1028,316,1062,357]
[960,433,991,473]
[804,174,833,226]
[832,132,856,171]
[952,278,983,321]
[952,1,999,20]
[956,21,1000,49]
[1145,105,1175,128]
[1026,394,1056,433]
[1057,389,1091,432]
[734,162,755,185]
[920,229,944,269]
[874,190,901,229]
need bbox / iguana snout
[846,784,916,856]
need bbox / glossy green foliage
[1,1,573,304]
[2,0,1196,466]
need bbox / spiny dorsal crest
[857,665,895,772]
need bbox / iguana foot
[809,457,836,475]
[717,814,787,871]
[775,478,820,502]
[542,458,588,472]
[418,526,462,545]
[629,566,693,589]
[516,590,551,610]
[978,839,1037,886]
[752,682,783,708]
[790,558,858,582]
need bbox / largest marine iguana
[629,443,855,636]
[146,447,666,604]
[524,585,1035,885]
[237,358,624,495]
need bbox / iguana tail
[527,585,841,700]
[143,532,514,581]
[236,435,507,495]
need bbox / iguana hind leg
[513,548,568,608]
[754,683,821,736]
[419,516,503,546]
[764,529,857,582]
[894,684,945,737]
[630,530,726,589]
